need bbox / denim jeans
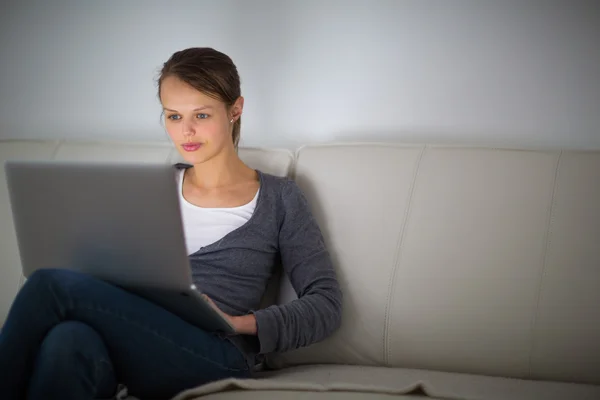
[0,269,250,400]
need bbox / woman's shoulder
[258,171,308,210]
[257,171,297,193]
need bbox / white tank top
[176,169,260,255]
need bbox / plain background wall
[0,0,598,149]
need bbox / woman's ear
[231,96,244,121]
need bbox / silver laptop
[4,160,235,334]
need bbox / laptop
[4,160,235,334]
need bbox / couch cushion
[269,144,600,385]
[54,141,172,163]
[172,365,600,400]
[529,151,600,383]
[272,143,424,367]
[0,141,58,324]
[385,146,558,376]
[186,393,432,400]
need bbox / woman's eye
[167,115,181,121]
[197,113,208,119]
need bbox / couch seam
[382,145,426,366]
[527,150,562,378]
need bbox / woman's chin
[178,150,215,166]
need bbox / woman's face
[160,76,242,165]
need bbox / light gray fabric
[187,392,433,400]
[268,144,600,385]
[173,364,600,400]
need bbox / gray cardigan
[176,165,342,367]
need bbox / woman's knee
[40,321,107,360]
[30,321,116,397]
[36,321,114,379]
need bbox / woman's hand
[202,294,257,336]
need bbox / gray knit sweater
[176,165,343,367]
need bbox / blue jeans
[0,269,250,400]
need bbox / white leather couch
[1,139,599,400]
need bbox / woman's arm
[230,314,257,335]
[251,179,343,354]
[201,295,257,335]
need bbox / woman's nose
[182,121,195,137]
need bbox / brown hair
[158,47,242,148]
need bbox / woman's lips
[182,143,202,152]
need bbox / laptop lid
[4,161,193,290]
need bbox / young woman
[0,47,342,400]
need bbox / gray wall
[1,0,598,148]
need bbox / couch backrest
[269,143,600,386]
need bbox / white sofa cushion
[268,144,600,386]
[172,364,600,400]
[54,141,172,163]
[529,151,600,383]
[185,393,435,400]
[272,143,425,367]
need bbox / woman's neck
[189,150,256,189]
